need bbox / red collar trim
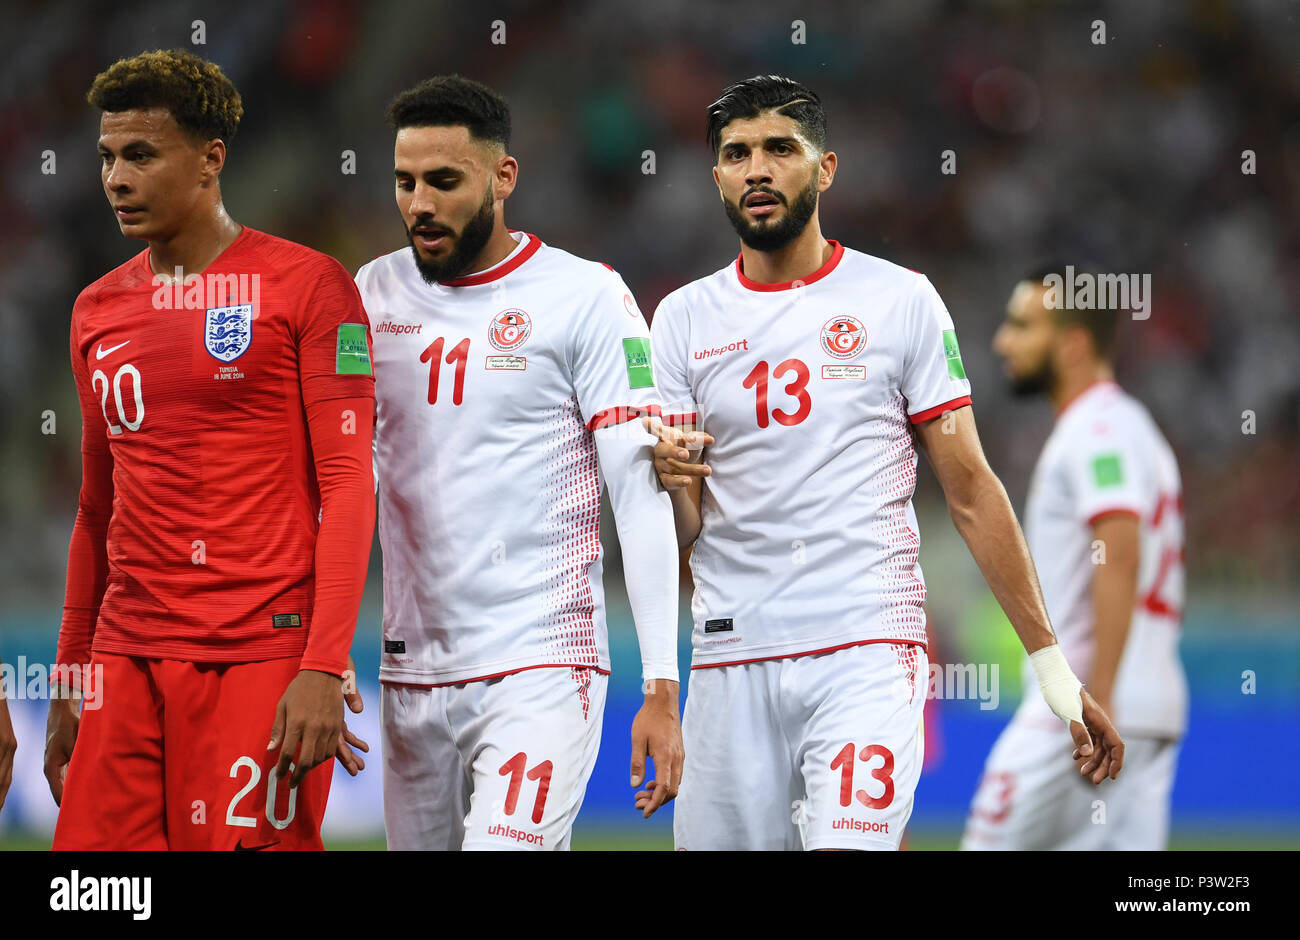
[734,239,844,292]
[439,232,540,287]
[1055,379,1119,419]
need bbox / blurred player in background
[962,269,1187,850]
[644,75,1123,850]
[45,49,375,850]
[357,76,682,851]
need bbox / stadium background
[0,0,1296,850]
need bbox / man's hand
[630,678,684,818]
[0,697,15,813]
[1069,689,1125,784]
[335,655,369,776]
[44,694,80,806]
[268,669,345,788]
[649,421,712,547]
[651,423,713,490]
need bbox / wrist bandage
[1029,644,1085,726]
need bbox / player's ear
[200,138,226,186]
[712,165,724,202]
[494,153,518,201]
[818,150,836,192]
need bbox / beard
[406,185,496,285]
[1007,358,1055,397]
[722,170,820,252]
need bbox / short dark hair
[87,49,242,144]
[1023,262,1120,360]
[706,75,827,156]
[386,75,511,149]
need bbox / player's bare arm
[0,685,15,813]
[651,422,713,548]
[914,405,1124,782]
[1087,513,1141,717]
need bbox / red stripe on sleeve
[909,396,972,425]
[586,404,662,431]
[1086,508,1142,527]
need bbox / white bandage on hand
[1029,644,1085,727]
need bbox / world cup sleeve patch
[623,336,655,389]
[1092,453,1124,488]
[336,323,373,375]
[942,329,966,380]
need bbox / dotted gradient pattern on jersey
[868,395,927,645]
[539,395,602,668]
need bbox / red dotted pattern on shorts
[570,666,592,723]
[895,642,919,707]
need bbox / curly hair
[87,49,243,144]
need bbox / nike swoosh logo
[96,340,130,360]
[233,838,281,851]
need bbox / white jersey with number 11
[357,232,661,685]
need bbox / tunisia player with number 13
[644,75,1126,850]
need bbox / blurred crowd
[1,0,1296,615]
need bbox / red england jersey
[58,227,376,670]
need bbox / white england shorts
[960,706,1180,850]
[674,641,928,851]
[381,665,607,851]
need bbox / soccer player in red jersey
[43,49,376,850]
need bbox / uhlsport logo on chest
[204,304,253,362]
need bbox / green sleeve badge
[623,337,655,389]
[336,323,373,375]
[942,329,966,380]
[1092,453,1124,488]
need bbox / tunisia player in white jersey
[643,75,1124,850]
[357,77,683,850]
[962,271,1187,850]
